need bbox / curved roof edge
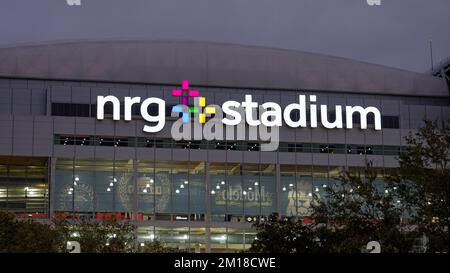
[0,40,448,97]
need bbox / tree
[0,210,61,253]
[0,211,19,252]
[392,119,450,252]
[311,164,416,253]
[248,213,320,253]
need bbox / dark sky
[0,0,449,73]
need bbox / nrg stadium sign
[96,80,382,151]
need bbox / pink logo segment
[171,80,215,123]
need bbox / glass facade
[50,157,393,251]
[0,156,48,218]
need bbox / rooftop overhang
[0,40,448,97]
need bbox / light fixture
[289,184,294,187]
[175,189,180,194]
[216,185,220,190]
[140,243,145,247]
[315,187,319,192]
[150,179,154,183]
[184,180,188,184]
[308,192,312,197]
[143,188,148,193]
[210,190,216,195]
[107,187,111,192]
[385,189,389,194]
[248,187,252,191]
[113,178,117,182]
[282,187,287,191]
[322,184,327,188]
[243,191,247,195]
[146,183,150,188]
[74,177,80,182]
[110,182,114,187]
[221,181,225,185]
[254,182,259,186]
[180,185,185,189]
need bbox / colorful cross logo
[171,80,215,123]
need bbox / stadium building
[0,40,449,252]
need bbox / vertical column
[205,161,211,253]
[133,160,139,221]
[276,163,281,216]
[48,157,56,219]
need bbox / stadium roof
[0,40,448,97]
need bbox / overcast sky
[0,0,449,73]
